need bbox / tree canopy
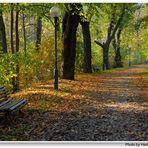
[0,3,147,88]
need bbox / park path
[36,64,147,141]
[0,64,148,141]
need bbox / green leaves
[0,53,16,87]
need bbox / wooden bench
[0,86,27,116]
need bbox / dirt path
[37,64,148,141]
[43,64,148,141]
[0,64,148,141]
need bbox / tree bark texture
[81,21,92,73]
[14,3,20,91]
[11,3,14,54]
[22,13,27,54]
[0,11,7,53]
[10,3,16,92]
[62,9,80,80]
[36,16,42,51]
[102,44,110,70]
[112,28,123,68]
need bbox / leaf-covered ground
[0,64,148,141]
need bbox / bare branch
[94,40,104,48]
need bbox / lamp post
[50,6,60,90]
[128,45,131,67]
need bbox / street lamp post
[50,6,60,90]
[128,45,131,67]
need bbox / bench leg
[5,112,11,117]
[19,110,25,116]
[4,112,11,123]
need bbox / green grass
[91,67,128,75]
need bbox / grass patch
[91,67,128,75]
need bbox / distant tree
[95,4,125,70]
[15,3,20,91]
[22,13,27,54]
[111,4,141,67]
[10,3,16,91]
[112,27,123,68]
[35,16,42,51]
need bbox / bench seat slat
[0,98,12,107]
[10,99,27,111]
[0,99,26,112]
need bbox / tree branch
[109,6,125,43]
[107,21,114,40]
[94,40,104,48]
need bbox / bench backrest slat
[0,86,10,100]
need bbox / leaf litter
[0,64,148,141]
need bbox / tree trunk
[10,3,16,91]
[16,5,19,53]
[62,10,80,80]
[35,16,42,51]
[103,44,110,70]
[115,31,123,68]
[0,11,7,53]
[95,5,125,70]
[14,3,19,91]
[22,13,27,54]
[112,28,123,68]
[114,47,122,67]
[81,21,92,73]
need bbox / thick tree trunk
[81,21,92,73]
[62,10,80,80]
[0,11,7,53]
[36,16,42,51]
